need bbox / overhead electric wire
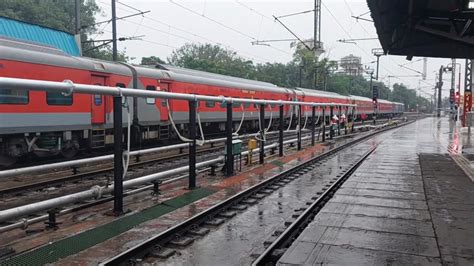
[235,0,273,21]
[98,0,273,62]
[170,0,256,41]
[342,3,424,81]
[273,16,312,51]
[276,9,314,19]
[322,2,413,85]
[169,0,291,56]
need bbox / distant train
[0,37,404,165]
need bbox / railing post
[188,100,197,189]
[330,106,334,139]
[113,96,123,215]
[297,105,302,150]
[351,107,355,134]
[322,108,326,142]
[338,106,342,135]
[311,106,316,146]
[279,104,284,157]
[259,104,265,164]
[226,102,234,176]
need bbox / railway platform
[278,117,474,265]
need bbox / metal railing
[0,77,356,216]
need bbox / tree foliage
[0,0,127,61]
[141,56,166,65]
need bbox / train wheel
[61,141,79,159]
[0,154,17,167]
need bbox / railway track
[0,129,299,197]
[0,145,223,196]
[101,120,408,265]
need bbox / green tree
[141,56,166,65]
[0,0,127,61]
[168,43,256,78]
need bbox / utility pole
[372,48,384,80]
[75,0,81,35]
[438,66,444,117]
[450,59,456,119]
[111,0,118,61]
[314,0,321,51]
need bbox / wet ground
[157,138,379,265]
[2,126,372,264]
[279,117,474,265]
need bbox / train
[0,37,404,165]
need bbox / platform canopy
[367,0,474,59]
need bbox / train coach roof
[0,37,132,76]
[295,88,349,100]
[138,64,290,94]
[0,36,86,69]
[349,95,372,102]
[75,57,132,76]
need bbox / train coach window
[205,101,215,108]
[244,102,251,109]
[47,92,73,105]
[0,88,29,104]
[146,86,156,104]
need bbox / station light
[468,0,474,9]
[456,92,460,104]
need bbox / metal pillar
[188,101,197,189]
[279,105,284,157]
[113,96,123,215]
[75,0,81,35]
[337,106,341,135]
[438,66,444,117]
[111,0,117,61]
[297,105,302,150]
[226,102,234,176]
[322,108,326,142]
[451,59,456,118]
[259,104,265,164]
[351,107,355,133]
[464,59,473,126]
[311,106,316,146]
[330,106,334,139]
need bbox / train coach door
[159,82,170,121]
[91,76,106,124]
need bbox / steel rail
[0,168,212,234]
[0,145,223,195]
[0,131,315,223]
[99,121,404,266]
[0,129,302,179]
[252,146,377,265]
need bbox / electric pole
[75,0,81,35]
[314,0,321,51]
[111,0,118,61]
[372,48,384,80]
[437,66,446,117]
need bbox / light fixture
[468,0,474,9]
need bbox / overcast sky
[94,0,458,99]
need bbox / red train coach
[0,37,403,165]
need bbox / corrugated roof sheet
[0,16,80,56]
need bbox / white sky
[94,0,459,100]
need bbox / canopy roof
[367,0,474,59]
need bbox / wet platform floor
[278,117,474,265]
